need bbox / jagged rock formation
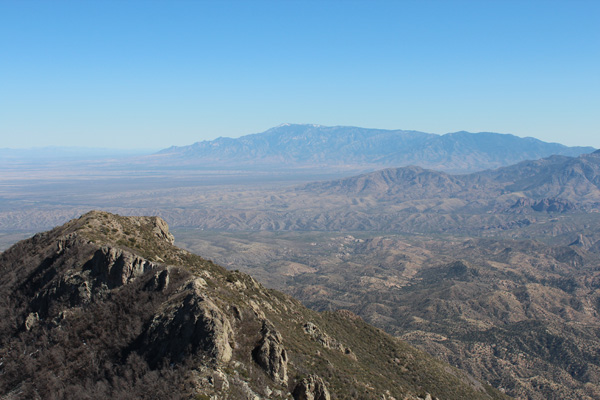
[89,246,158,288]
[510,197,575,213]
[252,320,288,385]
[292,374,331,400]
[137,277,235,366]
[569,234,594,249]
[0,211,507,399]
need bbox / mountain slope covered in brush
[0,211,504,400]
[174,227,600,400]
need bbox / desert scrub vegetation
[0,211,508,399]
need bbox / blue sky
[1,0,599,149]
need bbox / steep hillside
[153,124,594,173]
[174,230,600,400]
[0,211,505,400]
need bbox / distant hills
[195,229,600,400]
[153,124,595,173]
[127,150,600,235]
[302,149,600,210]
[3,149,600,236]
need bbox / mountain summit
[0,211,505,399]
[153,124,594,173]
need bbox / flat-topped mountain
[0,211,505,400]
[153,124,594,173]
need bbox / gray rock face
[252,320,288,385]
[292,375,331,400]
[145,268,170,291]
[138,278,234,367]
[24,238,164,322]
[89,246,157,288]
[30,270,93,317]
[149,216,175,244]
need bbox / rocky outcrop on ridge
[137,277,235,367]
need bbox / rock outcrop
[252,320,288,385]
[509,197,576,213]
[25,240,162,319]
[149,216,175,244]
[292,375,331,400]
[138,278,234,366]
[88,246,158,288]
[531,197,574,212]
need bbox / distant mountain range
[153,124,595,173]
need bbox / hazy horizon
[1,124,598,152]
[1,1,599,148]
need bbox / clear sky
[1,0,599,149]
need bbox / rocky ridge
[0,211,506,399]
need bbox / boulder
[292,375,331,400]
[303,322,355,358]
